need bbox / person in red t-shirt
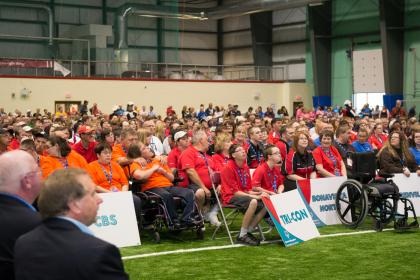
[390,100,407,119]
[212,133,232,172]
[179,130,220,226]
[168,130,190,187]
[221,144,267,246]
[232,126,249,152]
[8,128,22,150]
[369,123,387,151]
[252,145,284,195]
[0,128,12,155]
[267,118,282,145]
[72,125,98,163]
[313,130,347,177]
[275,124,294,161]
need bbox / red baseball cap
[78,125,94,134]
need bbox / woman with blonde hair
[212,132,232,171]
[137,127,151,145]
[155,120,166,142]
[377,131,417,177]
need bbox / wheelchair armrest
[377,171,394,179]
[135,192,149,200]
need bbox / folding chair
[209,172,267,245]
[209,172,235,245]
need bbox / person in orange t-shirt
[40,136,88,179]
[89,142,142,225]
[111,128,139,167]
[129,144,197,228]
[88,143,128,192]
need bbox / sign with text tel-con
[297,176,348,227]
[89,191,141,248]
[393,174,420,217]
[262,189,320,247]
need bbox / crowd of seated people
[1,99,420,247]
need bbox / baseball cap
[127,101,134,106]
[22,126,33,132]
[78,125,94,134]
[174,131,187,141]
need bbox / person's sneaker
[181,219,202,228]
[236,234,259,246]
[246,233,261,245]
[208,212,221,227]
[169,220,181,230]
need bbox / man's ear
[20,175,31,191]
[67,199,82,215]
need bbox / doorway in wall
[55,101,81,114]
[293,101,304,116]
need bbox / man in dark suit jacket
[0,150,42,280]
[14,168,129,280]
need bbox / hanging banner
[0,58,53,68]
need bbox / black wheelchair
[129,170,205,243]
[335,152,419,231]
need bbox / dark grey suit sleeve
[96,244,129,280]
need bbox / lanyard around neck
[100,163,113,185]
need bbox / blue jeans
[146,186,195,224]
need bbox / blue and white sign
[393,174,420,217]
[89,191,141,248]
[262,189,320,247]
[298,177,348,226]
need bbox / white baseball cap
[174,131,187,141]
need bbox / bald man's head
[0,150,41,203]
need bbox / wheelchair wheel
[369,198,396,227]
[335,179,368,228]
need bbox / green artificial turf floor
[120,215,420,280]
